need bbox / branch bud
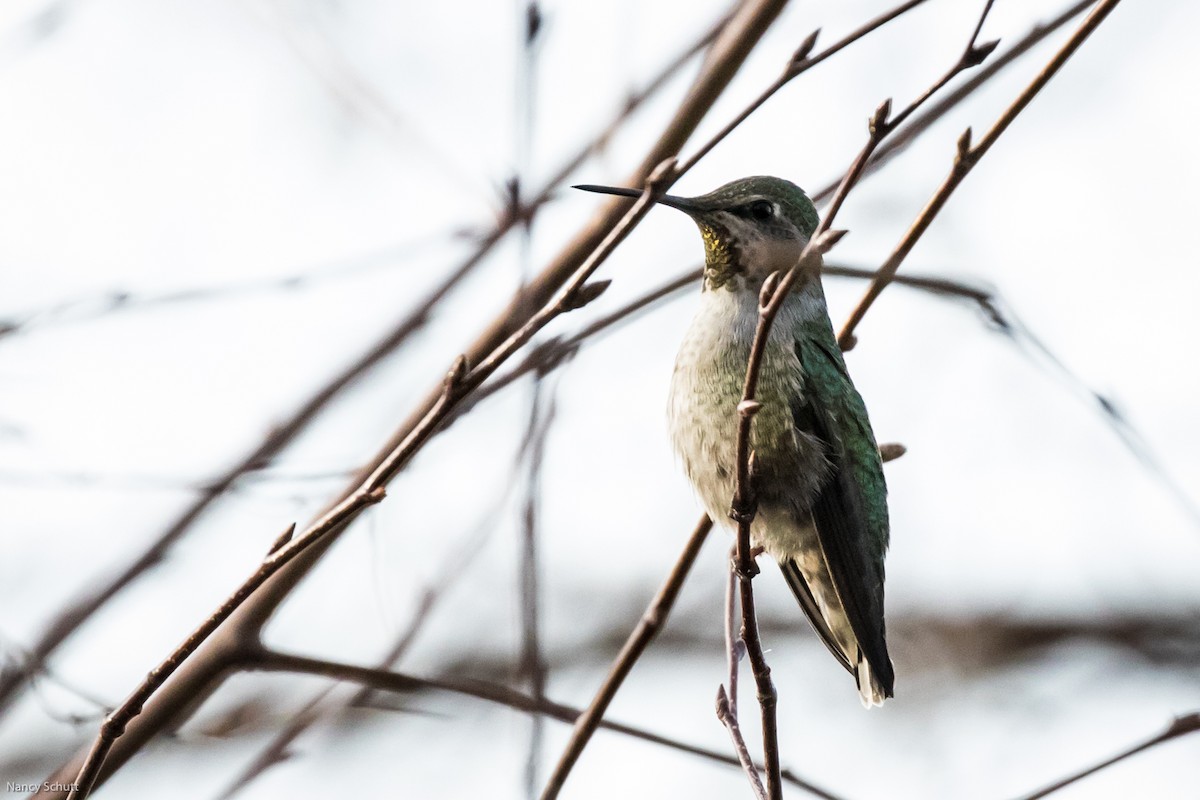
[815,228,848,254]
[444,354,469,390]
[565,279,612,311]
[965,39,1001,68]
[267,523,296,556]
[645,157,678,193]
[955,127,973,163]
[792,28,820,65]
[759,271,781,309]
[737,400,762,417]
[869,98,892,136]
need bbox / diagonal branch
[838,0,1124,348]
[249,648,845,799]
[716,685,768,800]
[539,515,713,799]
[820,0,998,230]
[1013,712,1200,800]
[678,0,934,175]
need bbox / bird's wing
[778,559,854,673]
[792,330,894,695]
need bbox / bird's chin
[740,237,810,283]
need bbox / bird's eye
[747,200,773,221]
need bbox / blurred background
[0,0,1197,797]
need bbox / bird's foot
[727,502,757,526]
[729,545,764,579]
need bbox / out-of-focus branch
[216,432,546,799]
[248,647,843,799]
[808,0,1097,205]
[678,0,934,174]
[1014,712,1200,800]
[716,686,768,800]
[0,3,730,342]
[539,515,713,799]
[838,0,1123,348]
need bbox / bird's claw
[727,504,757,526]
[730,546,764,579]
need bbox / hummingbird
[576,176,894,706]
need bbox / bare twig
[538,515,713,799]
[821,0,1097,204]
[1014,712,1200,800]
[678,0,934,174]
[217,441,543,799]
[518,387,555,796]
[724,237,841,800]
[838,0,1124,348]
[716,686,768,800]
[249,648,843,799]
[468,262,997,413]
[819,0,998,231]
[724,545,745,718]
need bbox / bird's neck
[699,272,830,329]
[682,279,833,378]
[700,225,812,293]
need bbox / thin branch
[838,0,1123,348]
[724,545,745,719]
[722,236,840,800]
[719,558,762,798]
[678,0,934,174]
[470,262,996,412]
[518,387,554,796]
[539,515,713,799]
[809,0,1097,205]
[716,686,768,800]
[250,648,844,800]
[820,0,998,231]
[0,234,452,339]
[1014,712,1200,800]
[216,437,545,800]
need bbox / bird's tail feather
[856,655,888,708]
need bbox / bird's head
[576,175,820,291]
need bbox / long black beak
[573,184,702,214]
